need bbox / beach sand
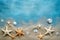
[0,25,60,40]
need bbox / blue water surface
[0,0,60,27]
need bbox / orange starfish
[15,28,24,37]
[37,33,44,40]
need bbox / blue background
[0,0,60,27]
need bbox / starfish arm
[15,30,18,33]
[45,32,48,35]
[3,33,6,36]
[7,32,11,36]
[51,30,55,32]
[44,27,48,30]
[49,32,52,36]
[1,29,5,32]
[21,30,23,32]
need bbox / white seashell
[13,21,17,25]
[56,32,60,36]
[47,18,52,24]
[33,29,38,33]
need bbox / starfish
[15,28,24,37]
[44,26,55,36]
[1,26,12,36]
[37,33,44,40]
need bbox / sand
[0,25,60,40]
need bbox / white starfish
[1,26,12,36]
[44,26,55,36]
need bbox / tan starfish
[37,33,44,40]
[44,26,55,36]
[15,28,24,37]
[1,26,12,36]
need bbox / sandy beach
[0,24,60,40]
